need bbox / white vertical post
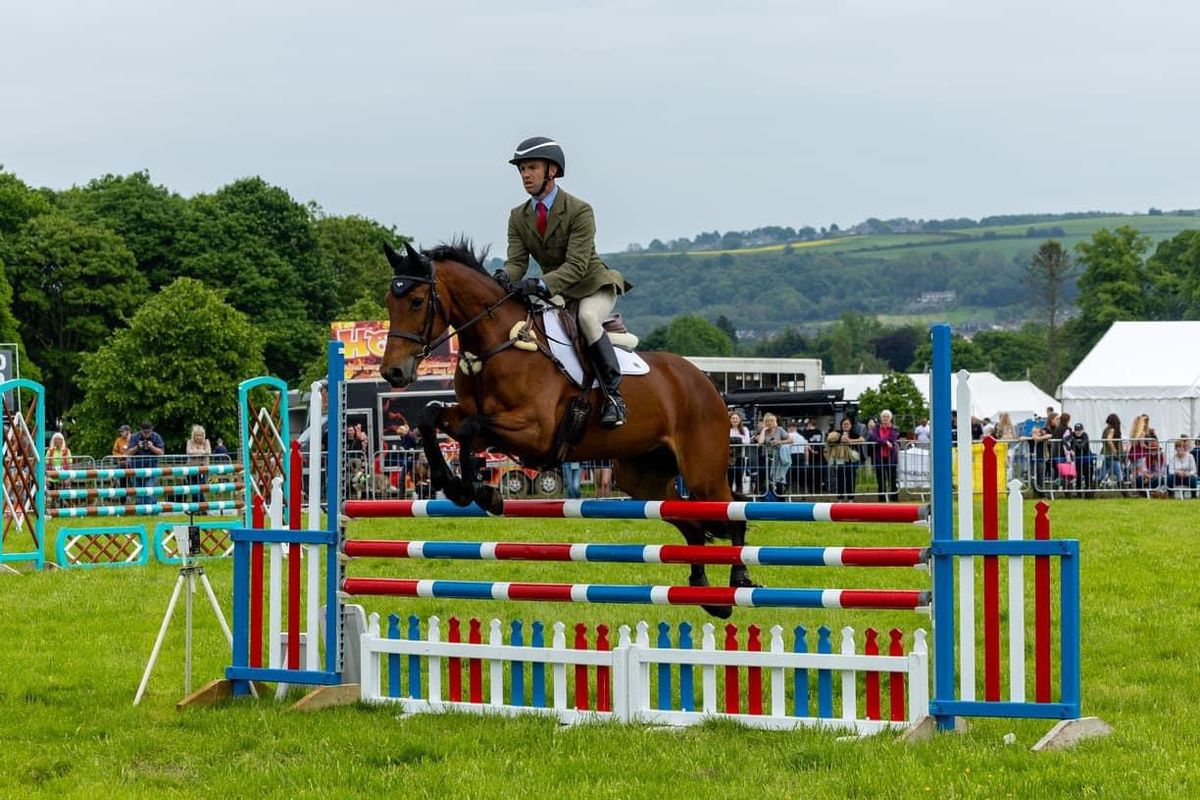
[635,622,651,712]
[908,630,930,721]
[360,613,380,701]
[489,619,504,707]
[267,476,284,670]
[305,381,323,671]
[840,627,857,723]
[701,623,716,714]
[1007,480,1027,703]
[769,625,785,718]
[613,625,632,722]
[551,622,567,712]
[955,370,977,702]
[427,616,443,706]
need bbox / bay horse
[379,241,753,617]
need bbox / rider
[495,136,632,429]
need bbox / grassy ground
[1,499,1197,798]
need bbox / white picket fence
[359,614,929,735]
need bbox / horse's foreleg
[724,520,757,587]
[451,416,503,515]
[418,401,472,504]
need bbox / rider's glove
[516,277,549,298]
[492,269,511,287]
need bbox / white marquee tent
[825,371,1057,422]
[1059,321,1200,440]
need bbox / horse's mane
[425,238,491,274]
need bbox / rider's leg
[579,287,627,428]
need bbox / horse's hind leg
[616,453,733,620]
[671,434,758,589]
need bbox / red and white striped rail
[343,499,928,524]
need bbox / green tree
[714,315,738,348]
[641,315,733,356]
[911,334,988,373]
[972,324,1051,388]
[314,213,403,315]
[869,325,924,372]
[751,327,812,358]
[0,255,39,381]
[857,372,927,433]
[1025,240,1076,388]
[0,169,51,240]
[178,177,337,380]
[1145,229,1200,319]
[71,278,265,454]
[813,312,887,374]
[1067,226,1151,364]
[55,171,187,289]
[6,213,147,414]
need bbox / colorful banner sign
[331,321,458,382]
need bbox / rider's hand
[492,269,511,287]
[516,277,549,297]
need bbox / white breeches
[578,286,617,345]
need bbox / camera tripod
[133,522,235,705]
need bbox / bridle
[386,261,521,360]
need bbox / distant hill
[603,212,1200,337]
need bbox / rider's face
[517,160,553,196]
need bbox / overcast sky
[3,0,1198,254]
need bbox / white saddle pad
[543,308,649,388]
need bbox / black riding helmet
[508,136,566,178]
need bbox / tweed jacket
[503,189,630,299]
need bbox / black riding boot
[588,336,628,429]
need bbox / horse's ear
[404,241,431,278]
[383,241,406,274]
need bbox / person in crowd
[1028,421,1056,493]
[1130,430,1164,493]
[914,418,931,443]
[1166,439,1198,496]
[800,417,825,493]
[186,424,212,503]
[563,460,583,499]
[1097,414,1124,489]
[995,413,1016,441]
[981,417,995,439]
[825,423,856,501]
[868,409,901,502]
[786,420,807,495]
[111,424,132,490]
[1069,421,1094,493]
[728,412,751,493]
[970,416,984,441]
[1129,413,1151,442]
[593,460,613,498]
[841,416,866,496]
[755,413,791,497]
[125,421,165,489]
[212,437,229,458]
[46,432,72,505]
[950,410,959,444]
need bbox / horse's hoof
[443,481,474,507]
[475,485,504,516]
[701,604,734,620]
[730,568,761,589]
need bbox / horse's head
[380,241,441,388]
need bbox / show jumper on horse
[495,136,631,429]
[378,139,756,617]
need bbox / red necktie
[536,201,548,236]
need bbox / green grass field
[2,499,1197,798]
